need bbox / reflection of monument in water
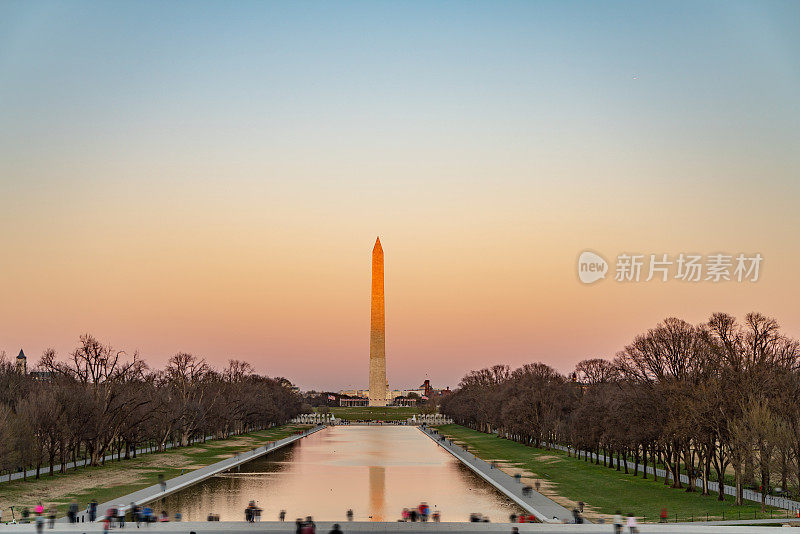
[368,465,386,521]
[369,237,389,406]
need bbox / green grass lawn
[0,424,311,519]
[316,406,419,421]
[437,424,784,523]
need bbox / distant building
[339,389,369,398]
[421,379,433,398]
[338,379,448,406]
[29,371,53,381]
[15,349,26,374]
[339,396,368,407]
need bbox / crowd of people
[508,512,536,523]
[0,501,182,531]
[0,503,57,532]
[0,499,654,532]
[399,502,439,522]
[244,501,262,522]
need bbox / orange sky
[1,2,798,390]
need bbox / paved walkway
[418,427,574,524]
[0,521,795,533]
[66,426,326,523]
[674,517,800,526]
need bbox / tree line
[0,334,302,481]
[439,312,800,510]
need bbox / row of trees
[0,334,303,480]
[439,312,800,510]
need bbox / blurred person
[105,507,116,528]
[329,524,342,534]
[158,475,166,493]
[432,509,440,522]
[660,507,668,523]
[613,511,623,534]
[302,516,316,534]
[295,518,303,534]
[89,500,98,522]
[346,509,353,521]
[419,502,429,522]
[158,511,168,522]
[401,508,409,521]
[509,513,517,523]
[142,506,153,525]
[117,506,125,528]
[280,510,286,521]
[35,510,44,534]
[626,513,638,533]
[131,504,141,528]
[67,503,78,524]
[47,507,56,529]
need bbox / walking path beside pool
[418,427,574,524]
[64,425,326,523]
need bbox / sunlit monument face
[369,237,388,406]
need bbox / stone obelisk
[369,237,388,406]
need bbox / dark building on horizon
[15,349,26,374]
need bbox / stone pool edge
[417,426,572,524]
[65,425,327,523]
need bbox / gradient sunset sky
[1,1,798,390]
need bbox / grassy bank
[0,424,312,519]
[436,424,781,523]
[315,406,419,421]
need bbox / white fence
[291,413,335,424]
[411,414,453,425]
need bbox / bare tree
[441,312,800,508]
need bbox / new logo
[578,251,608,284]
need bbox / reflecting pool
[154,425,518,522]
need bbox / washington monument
[369,237,388,406]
